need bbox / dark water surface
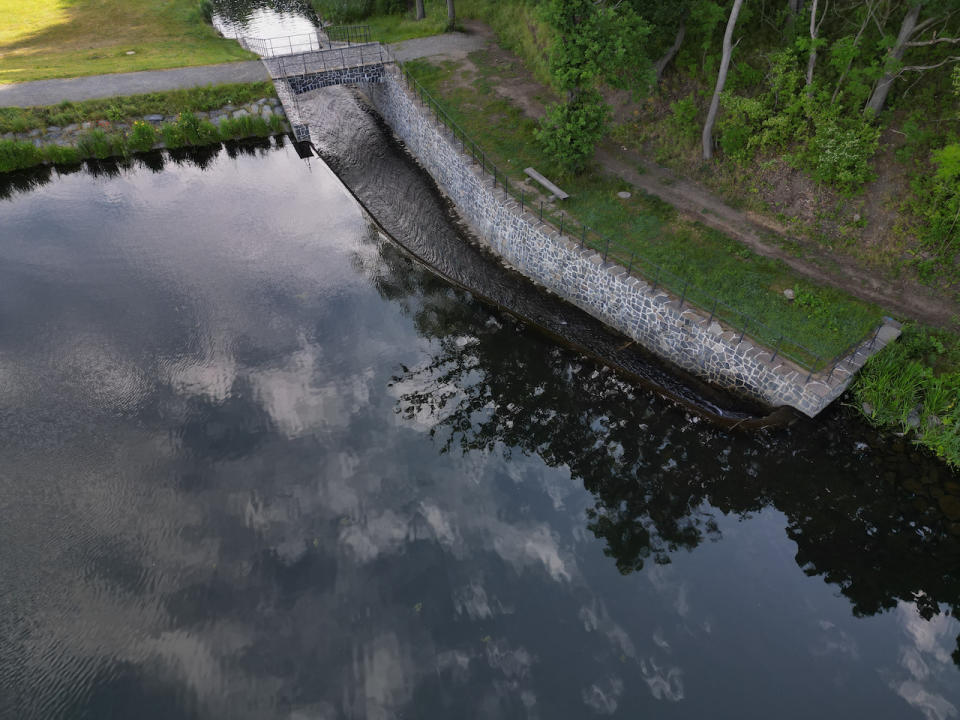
[2,137,960,720]
[211,0,319,41]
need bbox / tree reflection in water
[360,235,960,667]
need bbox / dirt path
[597,145,960,329]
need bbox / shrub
[127,121,158,152]
[219,115,272,139]
[0,139,43,172]
[197,0,213,23]
[160,122,187,148]
[314,0,374,23]
[535,91,608,174]
[42,145,81,165]
[77,129,125,159]
[802,115,879,193]
[668,97,699,142]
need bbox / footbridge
[237,26,390,140]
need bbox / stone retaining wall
[360,66,900,417]
[286,65,384,94]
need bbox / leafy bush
[802,114,879,193]
[314,0,366,22]
[908,143,960,283]
[668,97,699,142]
[76,129,125,159]
[0,139,43,172]
[160,122,187,148]
[219,115,273,139]
[175,112,220,145]
[854,325,960,468]
[41,145,81,165]
[197,0,214,23]
[127,121,158,152]
[535,91,608,173]
[719,121,753,162]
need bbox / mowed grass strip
[406,54,883,367]
[0,0,254,83]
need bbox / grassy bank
[854,325,960,469]
[0,111,286,172]
[0,83,277,134]
[0,0,254,83]
[405,53,882,367]
[0,84,287,173]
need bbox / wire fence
[325,24,372,45]
[240,32,325,58]
[383,50,882,381]
[275,43,385,78]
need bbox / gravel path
[388,32,487,62]
[0,62,270,107]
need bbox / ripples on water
[0,125,958,720]
[211,0,318,40]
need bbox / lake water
[1,131,959,719]
[211,0,319,43]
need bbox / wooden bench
[524,167,569,200]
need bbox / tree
[805,0,827,87]
[864,1,960,117]
[702,0,745,159]
[537,0,652,172]
[446,0,455,31]
[415,0,425,21]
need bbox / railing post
[869,324,881,349]
[581,224,586,248]
[652,266,660,292]
[707,298,717,324]
[770,336,783,363]
[627,252,634,276]
[520,188,524,212]
[539,201,543,223]
[679,280,688,309]
[560,213,564,237]
[738,320,748,344]
[603,236,610,262]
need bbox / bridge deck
[263,43,388,80]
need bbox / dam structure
[249,30,900,418]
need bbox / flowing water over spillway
[1,129,959,719]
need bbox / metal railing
[274,42,386,81]
[240,32,326,58]
[325,24,372,45]
[385,49,881,381]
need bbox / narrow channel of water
[1,135,958,719]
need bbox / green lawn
[0,0,254,83]
[406,53,883,369]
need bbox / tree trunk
[415,0,425,21]
[805,0,819,87]
[703,0,744,160]
[446,0,455,31]
[864,2,922,116]
[654,23,686,83]
[788,0,803,16]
